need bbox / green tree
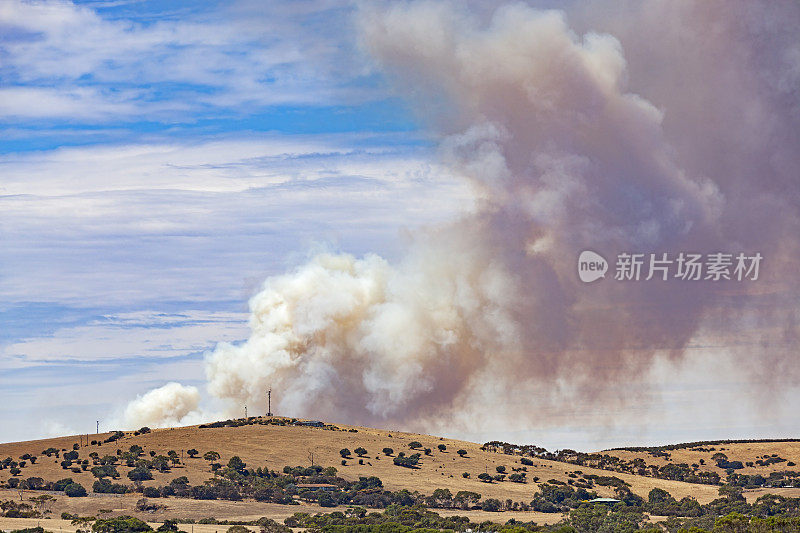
[354,447,368,457]
[438,444,447,452]
[227,456,246,472]
[340,448,351,458]
[151,456,170,472]
[203,451,220,461]
[156,520,178,532]
[187,449,199,458]
[93,516,152,533]
[457,449,467,457]
[317,492,336,508]
[382,447,394,456]
[91,465,119,479]
[393,453,421,468]
[54,478,75,491]
[718,485,745,501]
[432,488,452,502]
[713,512,750,533]
[127,466,153,481]
[64,483,87,497]
[481,498,502,512]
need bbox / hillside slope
[0,418,725,504]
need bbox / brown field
[0,517,259,533]
[1,420,798,526]
[0,497,568,533]
[600,441,800,478]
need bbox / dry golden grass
[1,419,798,525]
[0,487,329,522]
[600,440,800,477]
[0,516,259,533]
[0,420,722,502]
[0,488,568,531]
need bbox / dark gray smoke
[126,0,800,439]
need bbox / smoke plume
[126,0,800,438]
[123,382,201,429]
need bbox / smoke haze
[124,382,201,429]
[123,0,800,442]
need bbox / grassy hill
[0,417,727,503]
[1,418,799,531]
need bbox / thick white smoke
[125,0,800,436]
[123,382,201,429]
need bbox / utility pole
[244,405,247,419]
[267,389,273,417]
[96,421,99,434]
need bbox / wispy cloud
[1,310,249,367]
[0,0,446,444]
[0,134,470,307]
[0,0,361,122]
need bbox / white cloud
[0,87,140,119]
[0,0,360,121]
[0,310,250,366]
[0,134,426,195]
[0,134,473,307]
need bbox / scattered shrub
[64,482,87,497]
[481,498,502,512]
[143,486,161,498]
[128,466,153,481]
[93,515,153,533]
[393,453,421,468]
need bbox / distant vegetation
[197,417,357,433]
[482,440,800,489]
[608,438,800,453]
[8,500,800,533]
[2,422,800,532]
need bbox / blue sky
[0,0,472,442]
[3,0,797,450]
